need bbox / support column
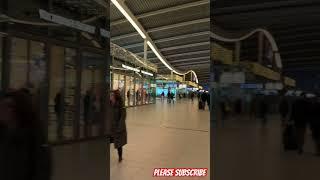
[258,32,264,63]
[170,70,173,80]
[144,39,148,62]
[234,41,241,63]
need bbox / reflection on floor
[214,114,320,180]
[110,99,210,180]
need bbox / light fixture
[147,41,172,71]
[122,64,139,72]
[111,0,146,39]
[141,70,153,77]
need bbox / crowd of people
[219,91,320,156]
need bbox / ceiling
[110,0,210,85]
[212,0,320,74]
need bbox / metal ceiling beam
[111,0,209,26]
[135,50,210,61]
[121,31,210,49]
[283,56,320,62]
[154,56,210,65]
[171,56,210,63]
[213,0,320,15]
[111,18,210,41]
[135,41,210,56]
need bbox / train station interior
[0,0,320,180]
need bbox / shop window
[80,52,105,138]
[48,46,77,142]
[9,38,28,89]
[113,73,119,90]
[29,41,46,89]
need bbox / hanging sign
[39,9,110,38]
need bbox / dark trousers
[117,147,123,159]
[296,127,307,151]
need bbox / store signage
[265,82,283,90]
[248,62,280,81]
[220,72,245,84]
[39,9,110,38]
[284,77,296,87]
[179,84,187,89]
[240,83,263,89]
[151,84,157,88]
[122,64,139,72]
[141,70,153,76]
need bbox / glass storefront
[111,71,156,107]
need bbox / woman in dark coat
[0,89,51,180]
[110,90,127,162]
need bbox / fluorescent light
[122,64,139,72]
[141,70,153,76]
[147,41,173,71]
[111,0,146,39]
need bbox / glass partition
[48,46,77,142]
[29,41,46,89]
[80,52,105,138]
[9,38,28,89]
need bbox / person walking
[110,90,127,162]
[290,93,309,154]
[279,95,289,127]
[259,96,268,127]
[191,92,195,102]
[201,92,207,109]
[0,89,52,180]
[161,91,165,102]
[54,89,64,140]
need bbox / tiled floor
[214,114,320,180]
[110,99,210,180]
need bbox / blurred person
[167,91,171,103]
[54,89,64,139]
[0,89,51,180]
[201,92,207,110]
[191,92,195,102]
[279,94,290,127]
[259,96,268,127]
[310,96,320,156]
[126,90,130,106]
[290,93,309,154]
[110,90,127,162]
[161,91,165,102]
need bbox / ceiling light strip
[111,0,199,84]
[111,0,146,39]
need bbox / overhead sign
[39,9,110,38]
[240,84,263,89]
[243,62,280,81]
[265,82,283,90]
[284,77,296,87]
[220,72,245,84]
